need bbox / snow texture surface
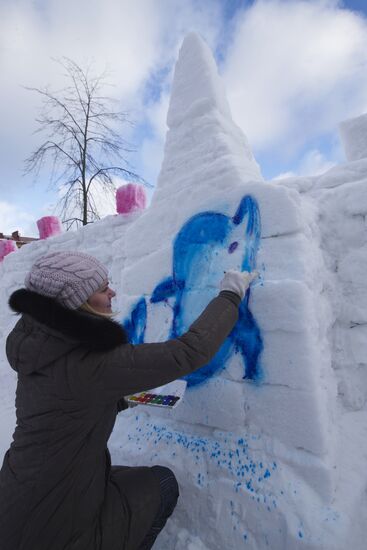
[339,113,367,162]
[0,32,367,550]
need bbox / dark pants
[138,466,179,550]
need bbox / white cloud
[0,201,38,237]
[0,0,163,166]
[3,0,366,218]
[222,0,367,155]
[274,147,336,179]
[0,0,162,98]
[273,171,297,180]
[0,0,224,207]
[297,148,336,176]
[147,92,170,141]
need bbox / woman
[0,250,258,550]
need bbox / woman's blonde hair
[79,302,116,319]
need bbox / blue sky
[1,0,367,236]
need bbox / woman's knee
[150,465,179,515]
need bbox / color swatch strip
[127,392,181,407]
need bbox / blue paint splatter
[123,195,263,387]
[127,418,278,504]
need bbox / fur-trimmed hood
[8,288,128,352]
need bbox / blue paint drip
[123,298,147,343]
[231,295,263,381]
[233,195,261,272]
[123,195,263,386]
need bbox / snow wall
[1,33,367,550]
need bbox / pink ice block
[37,216,62,239]
[0,239,17,261]
[116,183,147,214]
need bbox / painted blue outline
[123,195,263,387]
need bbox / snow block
[126,184,306,263]
[337,364,367,410]
[257,233,320,286]
[37,216,62,239]
[250,280,318,333]
[258,330,320,391]
[0,239,17,261]
[339,113,367,161]
[160,377,246,431]
[116,183,147,214]
[338,245,367,285]
[335,324,367,367]
[243,383,330,456]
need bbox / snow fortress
[1,33,367,549]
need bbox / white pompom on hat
[25,251,109,310]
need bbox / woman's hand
[220,270,259,300]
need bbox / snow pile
[0,33,367,549]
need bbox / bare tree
[24,58,143,229]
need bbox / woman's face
[87,282,116,314]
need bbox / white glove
[220,270,259,300]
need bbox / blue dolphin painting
[123,195,263,387]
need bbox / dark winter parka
[0,288,240,550]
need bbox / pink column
[0,239,17,261]
[37,216,63,239]
[116,183,147,214]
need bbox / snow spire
[166,32,233,129]
[153,32,262,203]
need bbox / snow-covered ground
[1,33,367,549]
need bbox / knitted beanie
[25,251,109,310]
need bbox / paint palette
[127,380,187,409]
